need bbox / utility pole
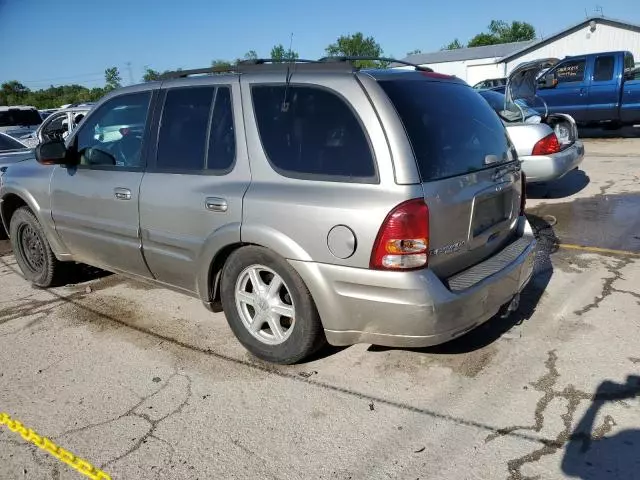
[126,62,134,85]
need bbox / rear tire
[9,207,67,287]
[220,246,326,364]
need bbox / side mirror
[35,139,69,165]
[538,73,557,89]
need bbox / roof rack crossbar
[318,56,433,72]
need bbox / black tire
[220,246,326,364]
[9,207,67,287]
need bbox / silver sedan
[479,89,584,183]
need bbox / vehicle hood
[0,149,35,168]
[506,58,559,104]
[0,126,39,140]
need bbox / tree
[325,32,384,68]
[406,49,422,56]
[243,50,258,61]
[104,67,122,91]
[442,39,464,50]
[142,67,162,82]
[468,20,535,47]
[270,44,299,61]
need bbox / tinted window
[252,85,375,181]
[380,80,513,181]
[76,92,151,168]
[157,86,214,171]
[594,56,615,82]
[555,59,586,83]
[0,134,26,151]
[0,109,42,127]
[207,87,235,172]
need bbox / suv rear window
[0,109,42,127]
[379,79,513,182]
[252,85,376,182]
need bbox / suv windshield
[379,79,513,182]
[0,109,43,127]
[478,90,540,123]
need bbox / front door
[139,81,249,292]
[539,57,590,122]
[50,90,155,277]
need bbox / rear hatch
[379,77,523,279]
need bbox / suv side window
[555,59,586,83]
[156,86,215,171]
[75,92,151,168]
[207,87,235,172]
[594,56,615,82]
[251,85,376,182]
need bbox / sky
[1,0,639,89]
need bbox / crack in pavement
[574,257,634,316]
[48,371,192,470]
[486,351,639,480]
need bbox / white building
[400,16,640,86]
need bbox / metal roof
[400,41,535,66]
[399,16,640,67]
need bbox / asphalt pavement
[1,138,639,480]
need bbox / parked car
[0,59,536,364]
[0,106,43,140]
[520,50,640,128]
[39,109,58,120]
[20,106,93,148]
[0,132,34,238]
[473,77,507,91]
[479,89,584,183]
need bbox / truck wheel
[10,207,66,287]
[220,246,326,364]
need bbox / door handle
[114,187,132,200]
[205,197,228,212]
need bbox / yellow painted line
[0,413,111,480]
[559,243,640,257]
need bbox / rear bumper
[289,217,537,348]
[521,140,584,183]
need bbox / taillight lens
[520,171,527,215]
[370,199,429,270]
[532,133,561,156]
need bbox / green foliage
[142,67,162,82]
[442,39,463,50]
[243,50,258,61]
[104,67,122,91]
[325,32,384,68]
[406,49,422,56]
[467,20,535,47]
[270,44,299,61]
[0,82,106,108]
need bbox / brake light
[520,171,527,215]
[421,71,455,80]
[532,133,561,156]
[370,199,429,270]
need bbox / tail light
[520,171,527,215]
[370,199,429,270]
[532,133,561,156]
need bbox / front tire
[10,207,66,287]
[220,246,325,364]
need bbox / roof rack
[318,56,433,72]
[159,56,432,80]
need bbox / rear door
[378,78,522,278]
[139,80,249,293]
[539,57,590,121]
[587,54,621,122]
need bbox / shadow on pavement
[562,376,640,479]
[579,126,640,139]
[527,169,590,199]
[368,214,556,356]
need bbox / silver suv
[0,59,536,364]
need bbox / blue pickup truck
[510,51,640,128]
